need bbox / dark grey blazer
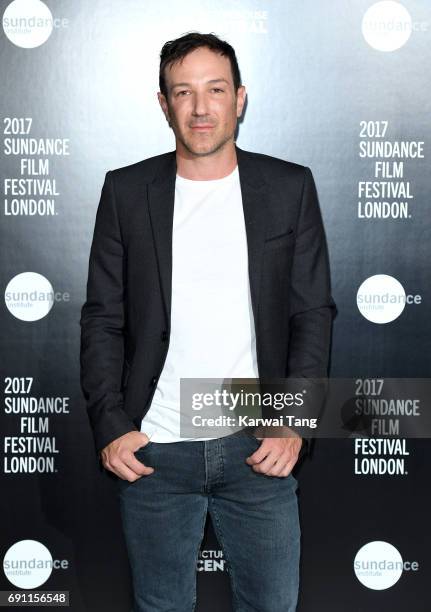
[79,144,337,470]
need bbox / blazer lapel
[235,144,268,323]
[147,145,268,331]
[147,150,176,324]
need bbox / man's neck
[175,141,237,181]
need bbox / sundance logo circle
[362,1,412,52]
[2,0,54,48]
[5,272,55,321]
[354,541,418,590]
[3,540,53,589]
[356,274,421,324]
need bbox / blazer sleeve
[286,167,337,458]
[79,171,138,463]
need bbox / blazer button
[161,330,168,342]
[150,376,157,386]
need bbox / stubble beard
[177,127,233,158]
[169,111,235,158]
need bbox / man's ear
[157,92,171,125]
[236,85,246,118]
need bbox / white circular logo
[5,272,55,321]
[357,274,406,324]
[2,0,53,48]
[354,541,403,590]
[3,540,53,589]
[362,1,412,52]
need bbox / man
[80,32,336,612]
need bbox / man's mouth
[190,124,214,130]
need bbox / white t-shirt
[140,165,259,442]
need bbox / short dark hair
[159,32,241,98]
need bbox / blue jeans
[116,430,301,611]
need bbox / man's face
[158,46,246,157]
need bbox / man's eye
[211,88,224,93]
[177,90,190,97]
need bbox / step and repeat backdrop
[1,1,430,610]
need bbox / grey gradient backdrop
[1,1,430,610]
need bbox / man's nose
[192,91,209,116]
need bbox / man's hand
[100,431,155,481]
[245,426,302,477]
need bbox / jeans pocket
[134,441,154,453]
[242,430,262,448]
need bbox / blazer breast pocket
[263,227,295,252]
